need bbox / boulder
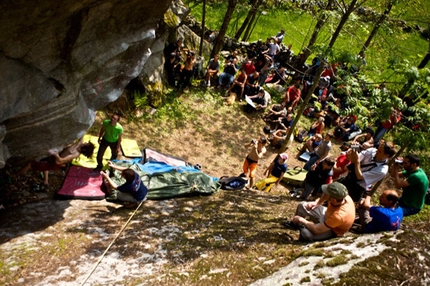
[0,0,173,167]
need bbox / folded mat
[121,138,141,158]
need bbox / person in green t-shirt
[391,154,429,216]
[94,113,123,171]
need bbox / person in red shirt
[282,80,301,109]
[373,109,402,145]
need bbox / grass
[184,0,429,82]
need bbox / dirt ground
[1,88,430,285]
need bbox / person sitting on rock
[357,189,403,233]
[218,57,238,89]
[244,70,260,96]
[282,182,355,242]
[18,137,95,189]
[255,153,288,192]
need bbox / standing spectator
[390,154,429,216]
[304,132,333,171]
[204,54,220,87]
[101,161,148,208]
[274,29,285,44]
[255,153,288,192]
[241,137,267,189]
[177,50,196,90]
[163,38,183,87]
[358,189,403,233]
[94,113,123,171]
[282,182,355,242]
[282,80,302,110]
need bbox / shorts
[31,156,62,172]
[243,156,258,178]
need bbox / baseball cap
[279,153,288,160]
[321,182,348,200]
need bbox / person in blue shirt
[100,161,148,208]
[358,189,403,233]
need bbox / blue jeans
[399,200,420,216]
[304,153,319,171]
[218,73,234,87]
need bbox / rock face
[0,0,172,167]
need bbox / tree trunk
[418,37,430,69]
[199,0,207,56]
[242,10,258,42]
[359,1,394,55]
[299,0,334,66]
[211,0,238,58]
[234,0,259,40]
[281,0,360,152]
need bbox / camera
[350,144,360,152]
[395,158,404,164]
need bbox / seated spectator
[262,37,280,58]
[298,157,335,200]
[358,189,403,233]
[339,141,396,202]
[261,103,287,123]
[373,109,402,146]
[242,58,256,76]
[351,128,374,150]
[204,54,220,87]
[297,134,322,155]
[272,113,293,132]
[244,70,260,96]
[269,129,287,148]
[227,71,247,99]
[255,153,288,192]
[218,57,238,89]
[332,151,351,180]
[265,65,287,86]
[390,154,429,216]
[304,132,333,171]
[244,88,271,113]
[334,116,357,141]
[282,80,301,110]
[282,182,355,242]
[308,117,325,137]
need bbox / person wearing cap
[255,153,288,192]
[242,137,267,190]
[358,189,403,233]
[283,182,355,242]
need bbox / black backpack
[218,176,247,190]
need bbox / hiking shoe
[282,220,302,230]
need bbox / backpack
[282,166,308,186]
[295,129,308,143]
[218,176,248,190]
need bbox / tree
[359,0,396,55]
[199,0,207,56]
[211,0,238,58]
[234,0,263,41]
[281,0,367,152]
[299,0,334,66]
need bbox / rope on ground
[80,199,146,286]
